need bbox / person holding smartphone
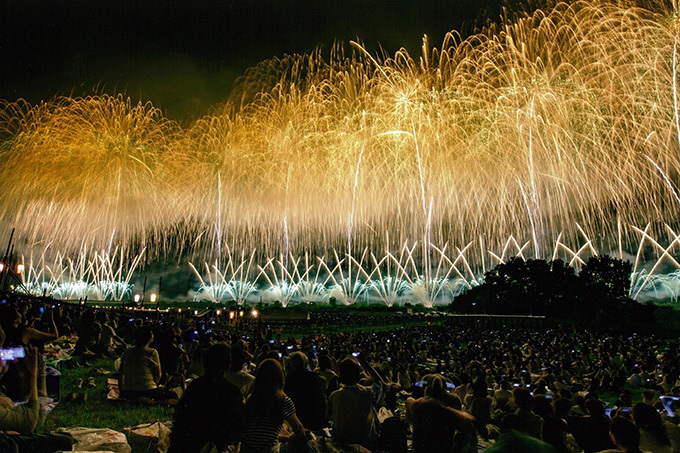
[0,344,72,452]
[0,305,58,401]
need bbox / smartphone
[0,347,25,361]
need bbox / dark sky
[0,0,503,123]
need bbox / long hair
[245,358,285,425]
[633,402,671,447]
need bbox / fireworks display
[2,0,680,304]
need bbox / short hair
[513,388,534,411]
[204,342,232,375]
[585,398,605,417]
[338,358,361,386]
[610,417,640,450]
[288,351,308,372]
[318,354,332,370]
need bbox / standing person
[329,357,380,450]
[119,325,162,402]
[169,343,244,453]
[240,359,307,453]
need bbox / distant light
[16,264,24,274]
[150,294,157,303]
[134,295,140,303]
[194,310,198,315]
[216,310,221,316]
[178,308,182,313]
[252,309,258,318]
[229,311,235,319]
[0,263,4,272]
[239,311,244,317]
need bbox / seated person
[169,342,244,453]
[284,351,328,431]
[329,357,380,449]
[0,342,72,453]
[119,325,164,401]
[406,374,476,453]
[599,416,644,453]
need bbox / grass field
[43,358,174,452]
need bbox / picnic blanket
[58,427,131,453]
[124,421,172,453]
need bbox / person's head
[471,377,487,397]
[424,374,447,399]
[252,358,285,398]
[586,398,605,417]
[204,342,232,376]
[288,351,308,373]
[554,397,572,419]
[0,306,21,329]
[134,325,154,346]
[338,358,362,386]
[533,395,554,419]
[318,354,332,371]
[609,416,640,452]
[230,342,250,371]
[513,387,534,411]
[96,310,109,324]
[633,402,670,446]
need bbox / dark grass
[43,358,174,452]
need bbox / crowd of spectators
[0,291,680,452]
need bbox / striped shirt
[240,395,296,453]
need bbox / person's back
[119,326,161,400]
[513,388,544,440]
[169,343,243,453]
[120,345,160,391]
[634,402,676,453]
[329,358,379,449]
[284,352,327,431]
[576,399,614,453]
[407,395,475,453]
[225,344,254,398]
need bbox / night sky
[1,0,503,123]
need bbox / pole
[141,276,147,309]
[157,277,162,310]
[1,229,15,291]
[156,277,162,321]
